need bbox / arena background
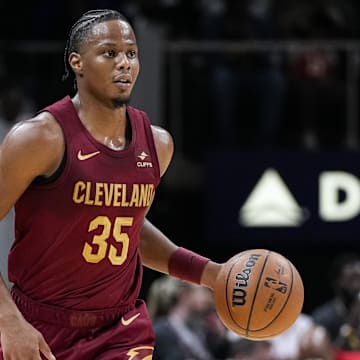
[1,1,360,315]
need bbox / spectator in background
[227,335,274,360]
[198,0,286,149]
[147,275,230,360]
[312,253,360,358]
[270,312,335,360]
[297,323,335,360]
[276,0,358,149]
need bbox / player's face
[72,19,139,106]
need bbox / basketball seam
[250,259,295,333]
[245,250,271,337]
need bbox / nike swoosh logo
[121,312,140,326]
[77,150,100,161]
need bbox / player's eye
[127,50,137,59]
[105,49,116,57]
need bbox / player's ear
[69,52,83,76]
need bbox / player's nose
[115,53,131,70]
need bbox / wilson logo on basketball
[232,253,261,307]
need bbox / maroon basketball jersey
[8,96,160,310]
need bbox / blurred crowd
[1,0,360,151]
[141,0,360,151]
[1,0,360,40]
[147,253,360,360]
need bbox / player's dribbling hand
[0,316,56,360]
[200,261,223,290]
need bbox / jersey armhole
[32,145,67,185]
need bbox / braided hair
[62,9,129,82]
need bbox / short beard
[111,97,131,109]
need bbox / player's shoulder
[151,124,173,147]
[127,105,174,149]
[150,124,174,177]
[2,110,63,151]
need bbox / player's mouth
[114,77,132,89]
[114,81,131,89]
[114,74,132,83]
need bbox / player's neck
[71,93,131,150]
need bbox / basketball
[214,249,304,341]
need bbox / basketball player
[0,9,221,360]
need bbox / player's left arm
[139,125,221,290]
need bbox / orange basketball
[214,249,304,341]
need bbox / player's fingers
[39,338,56,360]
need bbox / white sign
[239,168,360,227]
[319,171,360,221]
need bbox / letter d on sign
[319,171,360,221]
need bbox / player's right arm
[0,112,61,359]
